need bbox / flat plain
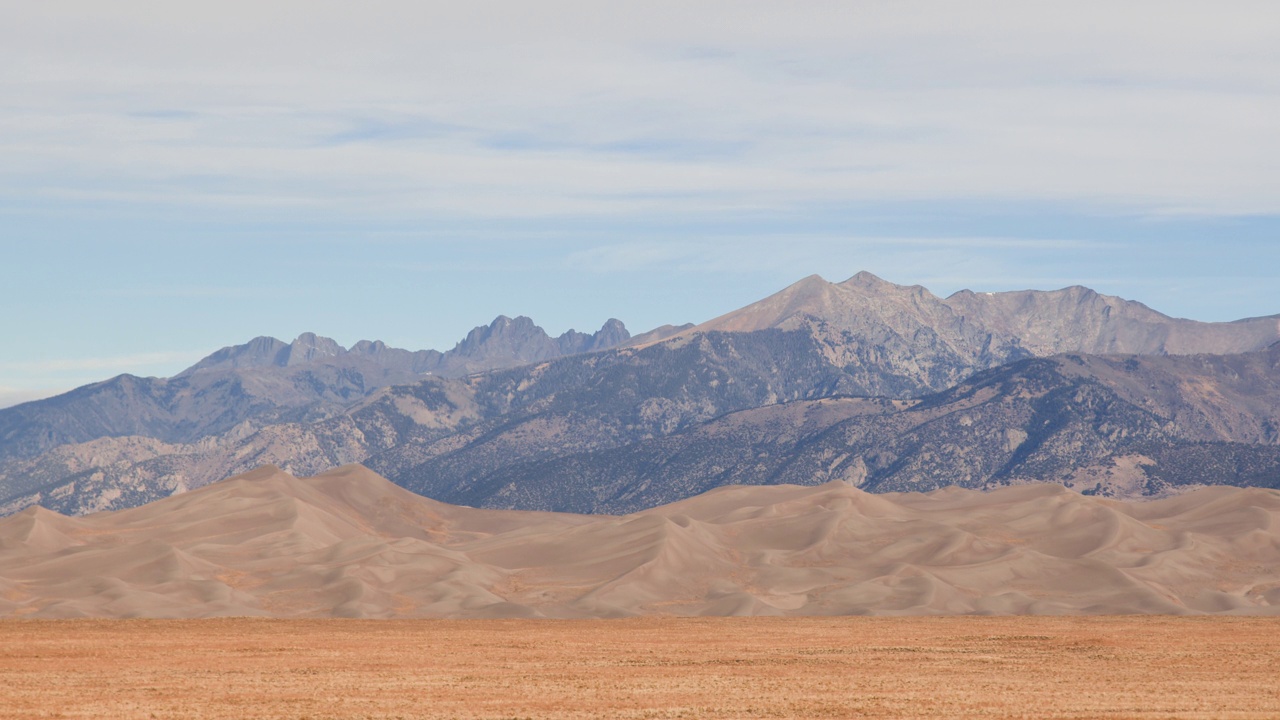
[2,617,1278,719]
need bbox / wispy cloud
[563,236,1107,274]
[2,2,1278,220]
[319,116,462,147]
[1,0,1277,365]
[100,285,281,300]
[564,243,699,272]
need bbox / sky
[3,1,1279,407]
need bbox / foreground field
[1,617,1278,719]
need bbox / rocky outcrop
[434,316,630,376]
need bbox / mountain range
[0,315,629,463]
[2,272,1278,518]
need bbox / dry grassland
[1,617,1278,719]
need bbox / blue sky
[2,2,1279,407]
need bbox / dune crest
[1,465,1278,618]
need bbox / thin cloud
[563,236,1107,274]
[563,243,699,272]
[0,351,205,375]
[0,386,68,409]
[101,285,281,300]
[2,2,1278,220]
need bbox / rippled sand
[2,464,1279,618]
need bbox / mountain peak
[349,339,388,355]
[840,270,889,287]
[177,333,347,374]
[587,318,631,350]
[443,315,629,374]
[454,316,542,352]
[176,336,290,376]
[648,271,1280,361]
[286,333,344,366]
[837,272,934,298]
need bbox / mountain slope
[433,343,1280,513]
[1,464,1277,618]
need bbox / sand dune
[1,464,1278,618]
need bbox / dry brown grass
[1,617,1278,719]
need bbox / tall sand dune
[1,464,1277,618]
